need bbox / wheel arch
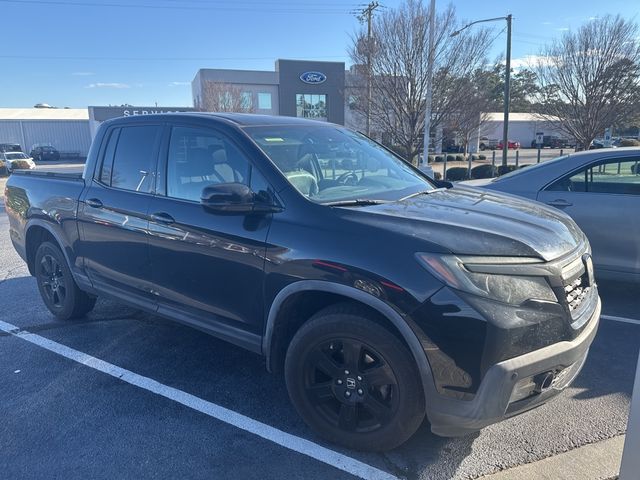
[24,221,71,276]
[263,280,435,400]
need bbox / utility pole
[501,14,512,167]
[450,14,513,167]
[422,0,436,162]
[358,1,380,137]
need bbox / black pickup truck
[5,113,601,451]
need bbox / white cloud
[72,71,95,76]
[542,21,552,25]
[556,27,570,32]
[168,81,190,87]
[510,54,557,69]
[85,82,131,89]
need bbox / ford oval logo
[300,71,327,84]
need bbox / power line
[0,0,357,13]
[0,54,350,61]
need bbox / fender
[263,280,438,404]
[24,219,93,291]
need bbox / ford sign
[300,71,327,84]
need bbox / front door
[537,156,640,277]
[78,124,162,309]
[147,125,273,347]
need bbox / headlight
[416,253,558,305]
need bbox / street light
[451,14,513,167]
[422,0,436,166]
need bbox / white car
[2,152,36,172]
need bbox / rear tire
[34,242,96,320]
[285,303,425,451]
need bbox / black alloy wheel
[303,338,399,434]
[34,242,96,320]
[285,304,425,451]
[37,252,66,308]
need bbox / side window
[110,125,161,193]
[548,157,640,195]
[166,126,253,202]
[99,128,119,185]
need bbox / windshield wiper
[325,199,389,207]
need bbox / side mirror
[200,183,281,214]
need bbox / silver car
[465,147,640,282]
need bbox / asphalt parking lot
[0,177,638,480]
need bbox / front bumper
[426,296,601,437]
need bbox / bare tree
[348,1,493,162]
[200,81,256,113]
[534,15,640,149]
[446,73,492,155]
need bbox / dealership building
[192,59,350,126]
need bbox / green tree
[478,65,540,112]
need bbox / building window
[219,91,233,110]
[258,93,272,110]
[296,94,327,120]
[241,92,253,110]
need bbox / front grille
[564,272,590,316]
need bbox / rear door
[146,124,273,348]
[78,124,162,309]
[537,156,640,277]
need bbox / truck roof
[105,112,333,128]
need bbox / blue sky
[1,0,637,108]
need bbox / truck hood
[339,185,584,261]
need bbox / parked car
[1,152,36,172]
[479,137,499,151]
[464,147,640,282]
[0,142,22,153]
[531,136,573,149]
[30,145,60,161]
[589,139,618,150]
[442,137,464,153]
[497,140,520,150]
[5,113,600,451]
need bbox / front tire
[34,242,96,320]
[285,304,425,451]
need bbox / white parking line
[601,315,640,326]
[0,319,399,480]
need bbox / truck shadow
[0,275,477,479]
[5,274,636,478]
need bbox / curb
[479,435,624,480]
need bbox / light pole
[422,0,436,163]
[451,14,512,167]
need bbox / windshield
[492,155,570,182]
[245,125,434,204]
[5,152,29,160]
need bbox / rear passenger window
[109,125,161,193]
[547,157,640,195]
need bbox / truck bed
[10,170,83,181]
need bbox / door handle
[150,212,175,225]
[86,198,103,208]
[546,199,573,207]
